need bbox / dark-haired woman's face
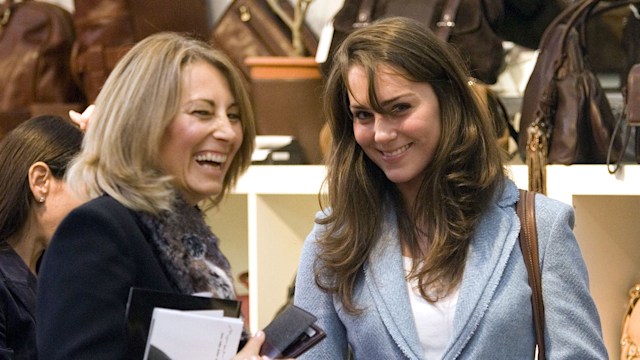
[348,65,441,200]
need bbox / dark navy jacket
[0,248,37,360]
[36,196,175,360]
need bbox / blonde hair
[67,32,255,214]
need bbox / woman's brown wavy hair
[316,17,506,313]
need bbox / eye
[391,103,411,114]
[352,110,373,122]
[191,109,213,118]
[227,111,241,123]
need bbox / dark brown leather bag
[607,63,640,172]
[0,0,84,139]
[518,0,638,193]
[631,65,640,163]
[322,0,505,84]
[211,0,319,83]
[71,0,210,103]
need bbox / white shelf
[206,164,640,359]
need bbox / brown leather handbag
[518,0,638,193]
[322,0,505,84]
[211,0,319,83]
[70,0,211,103]
[607,63,640,173]
[0,0,84,139]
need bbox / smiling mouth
[195,153,227,167]
[381,144,411,157]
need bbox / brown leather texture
[71,0,210,103]
[0,0,84,139]
[628,64,640,126]
[324,0,505,84]
[211,0,319,83]
[628,64,640,164]
[251,76,325,164]
[518,0,640,165]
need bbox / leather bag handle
[353,0,464,40]
[517,189,546,360]
[539,0,640,75]
[354,0,376,28]
[435,0,462,41]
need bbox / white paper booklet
[143,307,244,360]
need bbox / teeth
[195,153,227,163]
[383,144,410,156]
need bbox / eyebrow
[188,98,239,110]
[350,93,412,110]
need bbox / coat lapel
[364,208,424,360]
[443,181,520,359]
[363,181,521,360]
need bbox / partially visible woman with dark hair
[0,115,83,360]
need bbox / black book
[124,287,241,360]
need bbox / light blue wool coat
[294,179,607,359]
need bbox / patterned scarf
[135,196,236,300]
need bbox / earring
[39,196,45,203]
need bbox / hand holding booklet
[125,287,242,359]
[126,288,325,360]
[144,308,243,360]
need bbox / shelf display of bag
[70,0,210,103]
[321,0,504,85]
[607,63,640,173]
[518,0,640,194]
[211,0,319,84]
[212,1,323,164]
[0,0,84,139]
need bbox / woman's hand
[69,104,95,131]
[232,331,296,360]
[233,331,270,360]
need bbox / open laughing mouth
[195,152,227,168]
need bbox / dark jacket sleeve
[0,249,38,360]
[36,198,147,360]
[0,282,15,360]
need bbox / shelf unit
[205,164,640,359]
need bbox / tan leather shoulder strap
[517,189,546,360]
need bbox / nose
[212,115,236,141]
[373,115,397,143]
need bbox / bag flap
[332,0,490,36]
[628,63,640,125]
